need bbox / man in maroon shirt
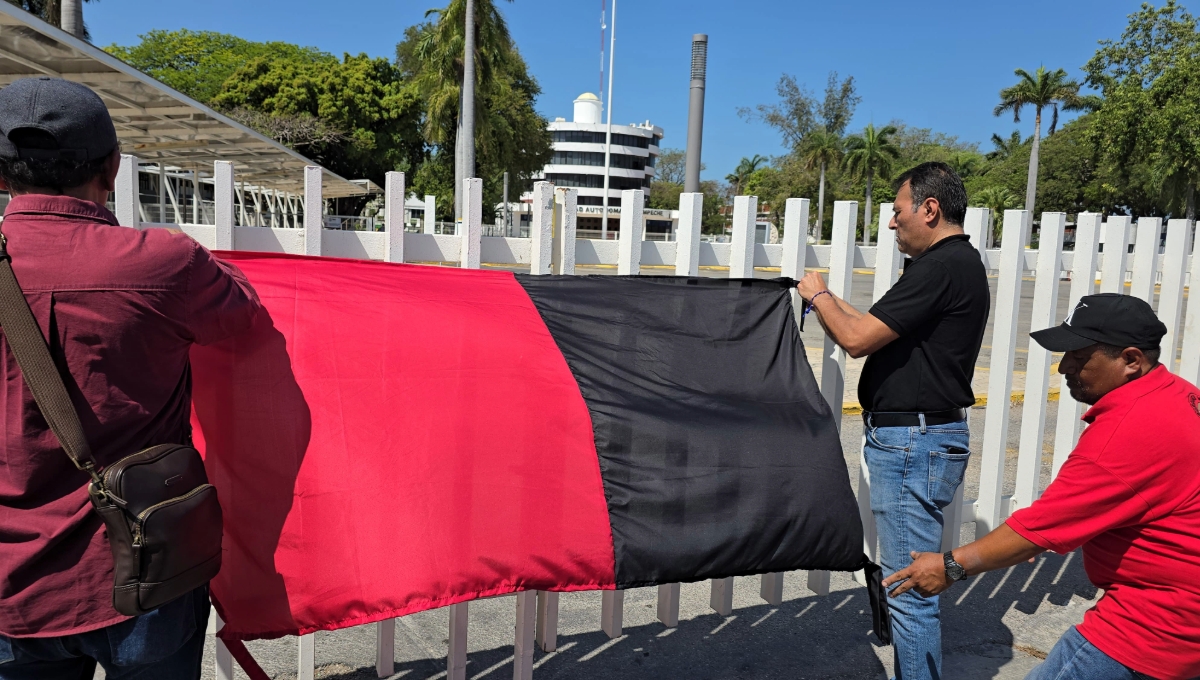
[0,79,260,678]
[883,293,1200,680]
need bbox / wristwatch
[943,551,967,582]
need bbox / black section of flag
[517,275,866,587]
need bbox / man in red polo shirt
[883,293,1200,680]
[0,78,260,678]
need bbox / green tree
[843,123,899,245]
[799,130,843,241]
[1084,0,1200,218]
[994,66,1095,213]
[987,130,1024,161]
[106,30,332,104]
[399,1,552,220]
[726,155,767,196]
[737,75,815,150]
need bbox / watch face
[944,552,966,581]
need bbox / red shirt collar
[3,194,119,226]
[1082,364,1172,424]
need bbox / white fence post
[810,200,857,596]
[213,161,234,251]
[617,189,644,276]
[535,591,559,651]
[461,178,482,269]
[384,171,405,263]
[943,208,992,551]
[1159,219,1194,372]
[213,612,233,680]
[1013,213,1065,512]
[448,602,469,680]
[529,182,554,276]
[116,154,140,229]
[303,166,322,256]
[554,187,578,275]
[298,633,315,680]
[513,591,536,680]
[1129,216,1163,303]
[1180,240,1200,384]
[656,583,681,628]
[730,195,758,278]
[424,194,437,234]
[1051,213,1102,476]
[976,210,1031,539]
[601,589,624,638]
[376,619,395,678]
[1100,216,1132,294]
[710,577,734,616]
[675,192,704,276]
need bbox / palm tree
[7,0,93,38]
[726,154,767,196]
[987,130,1024,161]
[800,129,842,242]
[843,123,899,246]
[973,186,1019,245]
[994,66,1094,213]
[60,0,81,38]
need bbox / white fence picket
[1158,219,1194,371]
[384,171,404,264]
[1100,216,1132,294]
[1129,217,1163,303]
[976,210,1031,539]
[529,182,554,275]
[1013,213,1065,512]
[730,195,757,278]
[616,189,645,276]
[303,166,322,257]
[675,193,704,277]
[554,188,578,275]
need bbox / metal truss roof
[0,4,366,198]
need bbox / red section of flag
[191,252,616,640]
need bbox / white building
[536,93,669,237]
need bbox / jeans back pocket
[928,446,971,509]
[0,635,13,665]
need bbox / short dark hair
[0,128,112,192]
[1096,342,1161,367]
[893,161,967,227]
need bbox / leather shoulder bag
[0,233,222,616]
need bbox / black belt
[862,408,968,428]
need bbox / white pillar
[213,612,234,680]
[976,210,1032,539]
[871,203,900,299]
[759,573,784,606]
[1158,219,1194,372]
[729,195,757,278]
[1179,246,1200,385]
[554,187,578,275]
[1051,213,1102,476]
[1100,216,1132,294]
[158,163,166,224]
[303,166,322,256]
[447,602,469,680]
[656,583,680,628]
[535,590,559,652]
[192,169,201,224]
[1013,213,1065,512]
[424,194,437,234]
[617,189,644,276]
[115,154,140,229]
[963,207,991,270]
[375,620,395,678]
[298,633,315,680]
[1129,216,1163,303]
[461,178,482,269]
[384,171,405,263]
[780,197,811,309]
[675,192,704,276]
[529,182,554,276]
[710,577,734,616]
[213,161,234,251]
[600,590,623,638]
[513,591,536,680]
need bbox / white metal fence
[112,156,1198,680]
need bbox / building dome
[575,92,600,101]
[573,93,602,124]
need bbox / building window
[550,150,646,170]
[551,130,650,148]
[544,173,647,191]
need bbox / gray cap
[0,77,117,161]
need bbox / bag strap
[0,233,101,486]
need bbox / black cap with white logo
[1031,293,1167,352]
[0,77,117,162]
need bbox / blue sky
[89,0,1188,182]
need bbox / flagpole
[600,0,617,240]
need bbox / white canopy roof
[0,4,366,198]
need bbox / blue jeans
[1026,626,1161,680]
[0,587,208,680]
[865,417,971,680]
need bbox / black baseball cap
[0,77,117,162]
[1031,293,1167,352]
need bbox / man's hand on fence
[796,272,828,302]
[882,551,953,598]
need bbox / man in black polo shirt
[797,161,989,680]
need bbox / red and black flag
[190,252,888,659]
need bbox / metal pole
[457,0,477,223]
[684,35,707,194]
[192,169,200,224]
[601,0,617,240]
[158,163,166,224]
[503,171,511,236]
